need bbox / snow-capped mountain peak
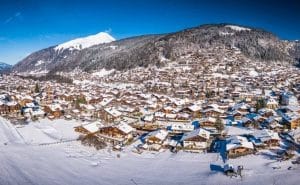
[54,32,115,51]
[225,25,251,31]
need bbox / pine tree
[35,83,40,93]
[214,116,224,133]
[255,98,266,112]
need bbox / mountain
[0,62,12,73]
[13,24,300,74]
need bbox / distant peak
[54,32,115,51]
[225,25,251,31]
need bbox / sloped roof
[147,129,168,141]
[116,122,134,134]
[181,128,210,141]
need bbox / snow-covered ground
[0,117,299,185]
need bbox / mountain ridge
[12,23,300,74]
[0,62,12,73]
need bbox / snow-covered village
[1,43,300,184]
[1,0,300,185]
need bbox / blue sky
[0,0,300,64]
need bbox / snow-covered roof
[32,109,45,116]
[171,123,194,132]
[188,104,201,112]
[166,113,177,119]
[252,129,280,142]
[6,101,18,106]
[181,128,210,141]
[226,136,254,151]
[154,112,165,118]
[48,104,62,111]
[288,128,300,138]
[147,129,168,141]
[144,114,154,122]
[25,102,36,108]
[82,121,103,133]
[104,107,122,117]
[83,104,95,110]
[116,122,134,134]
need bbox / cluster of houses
[1,46,300,158]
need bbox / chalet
[231,111,244,120]
[75,121,104,134]
[144,129,168,151]
[18,95,34,106]
[0,101,20,115]
[44,104,64,118]
[170,123,194,134]
[199,117,216,127]
[263,117,283,131]
[240,116,255,128]
[280,111,300,129]
[288,114,300,129]
[182,104,202,118]
[180,128,210,152]
[202,107,225,118]
[250,129,280,148]
[58,94,75,102]
[154,111,165,119]
[97,123,134,145]
[80,104,96,120]
[266,98,279,109]
[100,107,122,123]
[226,136,254,158]
[288,128,300,145]
[231,103,250,115]
[258,108,274,118]
[143,114,155,123]
[165,113,177,120]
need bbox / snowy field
[0,117,299,185]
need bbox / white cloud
[4,11,22,24]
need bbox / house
[266,98,279,109]
[181,104,202,118]
[180,128,210,152]
[199,117,216,127]
[75,121,104,134]
[97,122,134,145]
[145,129,168,144]
[279,110,300,129]
[226,136,254,158]
[0,101,21,115]
[100,107,122,123]
[202,107,225,118]
[44,104,64,119]
[250,129,280,148]
[144,129,168,151]
[80,104,96,120]
[263,117,283,131]
[170,123,194,134]
[288,128,300,145]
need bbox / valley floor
[0,117,299,185]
